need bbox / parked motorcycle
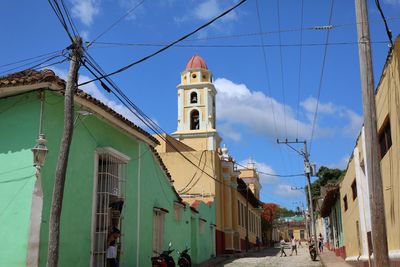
[309,242,317,261]
[152,243,176,267]
[177,246,191,267]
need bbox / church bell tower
[172,55,220,151]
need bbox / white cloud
[274,184,303,198]
[194,0,238,22]
[215,78,320,140]
[215,78,363,142]
[49,67,148,129]
[219,123,241,141]
[70,0,100,26]
[80,30,90,41]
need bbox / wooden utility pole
[354,0,389,266]
[277,139,317,251]
[46,36,82,267]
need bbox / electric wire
[79,55,224,185]
[0,50,63,70]
[87,0,146,48]
[235,162,303,177]
[47,0,74,42]
[86,17,399,45]
[87,40,388,49]
[254,0,278,139]
[374,0,393,47]
[309,0,335,154]
[59,0,80,37]
[296,0,304,139]
[0,52,67,75]
[276,0,288,138]
[255,0,289,181]
[78,0,248,86]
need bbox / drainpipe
[136,143,142,266]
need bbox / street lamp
[32,134,48,168]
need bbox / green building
[0,69,215,267]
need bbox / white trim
[345,256,359,261]
[0,82,61,98]
[90,152,99,267]
[96,147,130,163]
[389,250,400,259]
[26,173,42,267]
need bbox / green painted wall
[1,89,216,267]
[0,93,38,266]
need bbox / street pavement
[216,245,323,267]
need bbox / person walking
[318,233,324,253]
[290,236,297,256]
[279,237,287,257]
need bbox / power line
[296,0,304,140]
[86,17,399,44]
[309,0,335,154]
[374,0,393,46]
[59,0,79,37]
[235,162,303,177]
[87,40,388,49]
[80,55,224,186]
[255,0,289,181]
[78,0,248,86]
[276,0,288,138]
[0,50,63,69]
[47,0,74,42]
[0,51,67,76]
[87,0,146,47]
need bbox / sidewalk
[319,249,352,267]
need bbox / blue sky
[2,0,400,209]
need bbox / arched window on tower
[190,109,200,130]
[190,92,198,104]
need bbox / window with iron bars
[91,149,128,267]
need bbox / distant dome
[185,54,208,70]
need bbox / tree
[305,165,344,204]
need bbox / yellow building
[340,37,400,266]
[155,55,262,254]
[275,216,308,242]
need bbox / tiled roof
[0,69,159,145]
[0,69,65,88]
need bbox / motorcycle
[177,246,191,267]
[152,243,176,267]
[309,242,317,261]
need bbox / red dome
[185,54,208,70]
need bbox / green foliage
[305,166,344,203]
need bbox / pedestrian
[107,240,118,267]
[318,233,324,253]
[256,236,261,251]
[279,237,287,257]
[290,236,297,256]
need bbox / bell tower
[172,55,220,151]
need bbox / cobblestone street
[217,245,322,267]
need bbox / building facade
[339,37,400,266]
[155,55,262,254]
[0,69,215,267]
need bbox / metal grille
[93,153,126,267]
